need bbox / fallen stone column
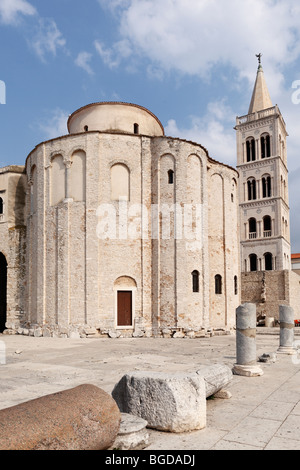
[196,364,233,397]
[0,384,121,450]
[277,305,296,355]
[112,371,206,433]
[233,303,263,377]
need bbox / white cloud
[0,0,36,24]
[37,108,69,140]
[75,51,94,75]
[165,99,236,166]
[94,39,132,69]
[98,0,300,94]
[0,1,67,62]
[30,18,67,62]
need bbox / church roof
[248,62,273,114]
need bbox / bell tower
[235,55,291,274]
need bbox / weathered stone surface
[214,389,232,399]
[196,364,233,397]
[110,413,149,450]
[112,371,206,433]
[0,384,121,450]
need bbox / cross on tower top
[256,53,262,67]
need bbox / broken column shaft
[233,302,263,377]
[277,305,296,355]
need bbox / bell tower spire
[248,53,273,114]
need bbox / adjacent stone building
[0,102,240,338]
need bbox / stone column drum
[0,384,121,450]
[233,303,263,377]
[277,305,296,355]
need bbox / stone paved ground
[1,329,300,450]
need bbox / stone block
[0,384,121,450]
[112,371,206,433]
[109,413,149,450]
[196,364,233,397]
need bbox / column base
[233,364,263,377]
[277,346,297,355]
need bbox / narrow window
[168,169,174,184]
[261,134,271,159]
[264,252,273,271]
[234,276,238,295]
[0,197,3,215]
[134,123,139,134]
[249,254,258,272]
[246,138,256,162]
[192,270,199,293]
[263,216,272,237]
[215,275,222,294]
[84,125,88,132]
[262,176,271,198]
[247,179,256,201]
[249,218,257,239]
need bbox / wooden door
[117,291,132,326]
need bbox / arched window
[84,125,88,132]
[215,275,222,294]
[70,150,86,202]
[0,197,3,215]
[234,276,238,295]
[246,137,256,162]
[134,123,139,134]
[249,218,257,239]
[262,175,271,198]
[111,163,130,201]
[261,133,271,158]
[247,178,257,201]
[192,270,199,293]
[264,252,273,271]
[168,169,174,185]
[249,254,258,272]
[263,216,272,237]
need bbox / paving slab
[1,331,300,450]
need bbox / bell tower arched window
[261,134,271,159]
[246,137,256,162]
[262,175,271,198]
[249,218,257,239]
[264,252,273,271]
[263,216,272,237]
[249,254,258,272]
[247,178,257,201]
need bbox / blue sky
[1,0,300,252]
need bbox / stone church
[0,60,298,338]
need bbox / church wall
[9,106,240,338]
[97,133,150,335]
[208,164,240,329]
[0,168,27,331]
